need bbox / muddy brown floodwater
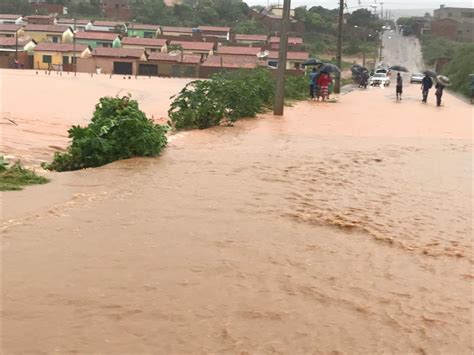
[1,69,473,353]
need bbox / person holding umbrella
[309,67,318,100]
[421,73,433,103]
[435,75,451,107]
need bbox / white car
[410,72,424,83]
[370,73,391,87]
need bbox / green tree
[347,8,381,29]
[0,0,31,14]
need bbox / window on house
[102,43,112,47]
[144,32,154,38]
[5,34,13,38]
[63,56,69,64]
[448,12,453,17]
[52,36,59,43]
[42,55,52,64]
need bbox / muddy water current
[1,76,473,353]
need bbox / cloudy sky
[244,0,472,10]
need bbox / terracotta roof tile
[148,52,178,62]
[122,37,167,47]
[0,24,23,32]
[235,34,268,42]
[129,23,160,30]
[0,14,22,20]
[34,42,88,53]
[198,26,231,32]
[147,52,201,64]
[269,36,303,44]
[75,31,118,41]
[161,26,193,33]
[26,15,53,20]
[202,55,257,69]
[170,40,214,51]
[57,18,91,25]
[181,54,201,64]
[93,47,145,59]
[217,46,262,56]
[25,24,69,33]
[93,20,125,27]
[0,37,31,47]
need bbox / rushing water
[2,82,472,353]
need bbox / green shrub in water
[44,96,168,172]
[0,157,49,191]
[169,69,307,130]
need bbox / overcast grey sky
[244,0,473,10]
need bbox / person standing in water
[421,74,433,103]
[317,71,332,101]
[309,68,318,100]
[396,73,403,101]
[435,83,445,107]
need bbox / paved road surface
[380,28,424,73]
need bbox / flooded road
[2,79,473,353]
[0,69,191,166]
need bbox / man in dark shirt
[396,73,403,101]
[421,74,433,103]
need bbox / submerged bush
[0,157,49,191]
[168,69,307,130]
[44,96,168,172]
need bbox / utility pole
[273,0,291,116]
[334,0,344,94]
[73,19,77,76]
[15,27,18,63]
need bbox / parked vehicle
[369,73,391,87]
[410,72,424,84]
[376,68,392,76]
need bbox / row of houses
[404,5,473,42]
[30,41,309,74]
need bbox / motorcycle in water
[358,75,369,89]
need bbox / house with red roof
[197,26,232,41]
[140,52,201,77]
[0,14,24,25]
[216,46,262,57]
[169,40,215,57]
[24,24,73,44]
[268,36,304,50]
[74,31,120,49]
[122,37,168,53]
[268,50,309,70]
[0,24,25,38]
[77,47,147,76]
[160,26,194,38]
[0,36,36,69]
[200,55,259,78]
[233,34,269,47]
[33,42,91,70]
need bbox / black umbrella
[303,58,323,66]
[390,65,409,72]
[319,63,341,73]
[423,70,438,78]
